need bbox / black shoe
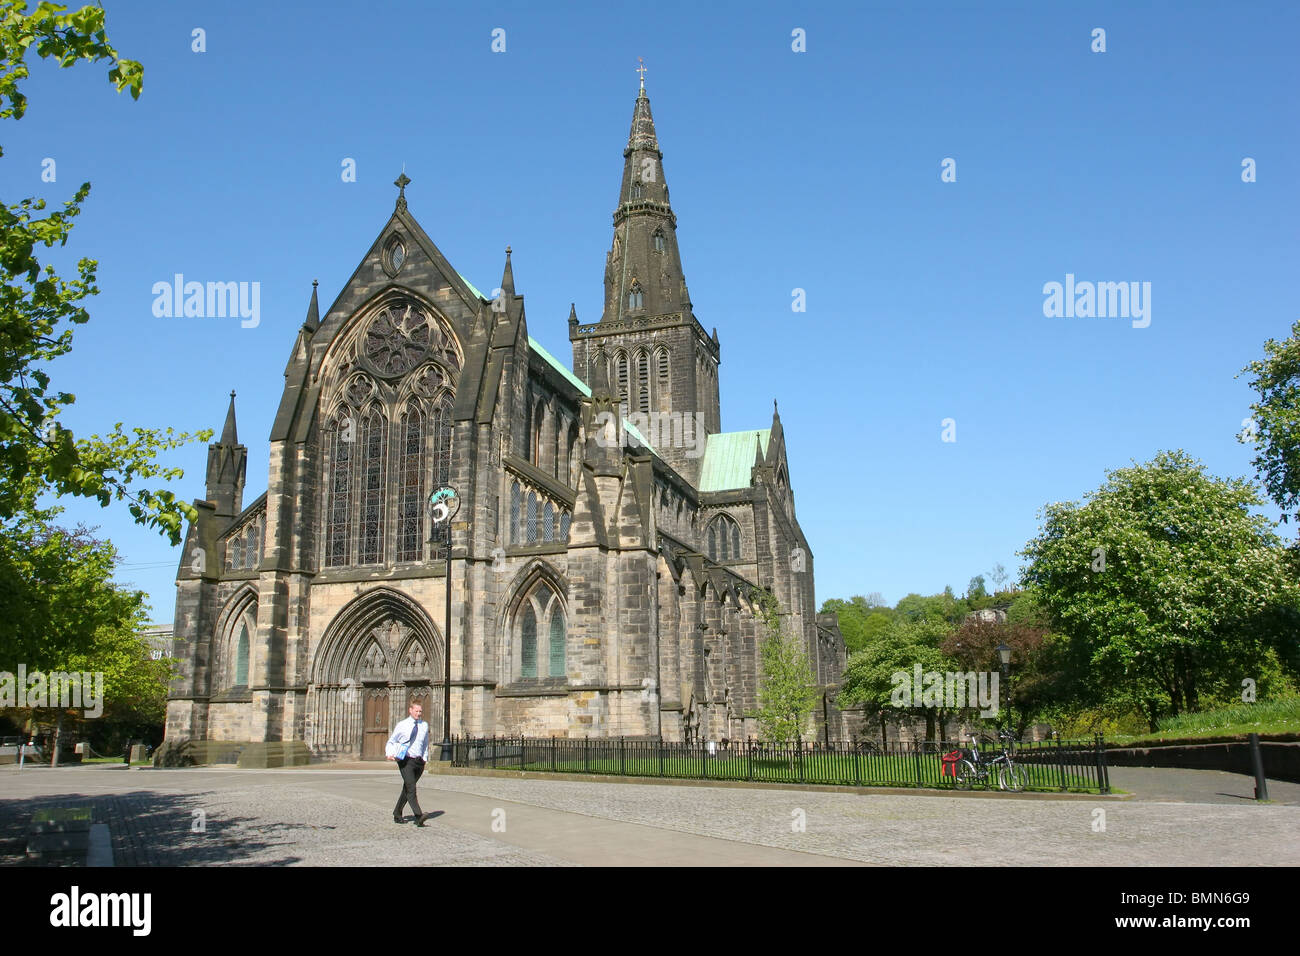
[393,814,404,824]
[415,813,430,827]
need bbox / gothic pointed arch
[307,587,444,758]
[395,401,425,562]
[499,560,571,683]
[706,512,742,562]
[634,346,650,414]
[212,585,258,693]
[654,345,671,412]
[312,587,444,686]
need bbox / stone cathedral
[159,83,848,766]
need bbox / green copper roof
[527,335,657,455]
[698,429,769,492]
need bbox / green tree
[0,520,172,762]
[820,594,895,654]
[941,617,1050,737]
[1020,450,1300,729]
[753,591,818,746]
[1240,320,1300,528]
[837,617,957,741]
[1,1,204,544]
[895,590,967,626]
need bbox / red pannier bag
[940,750,964,778]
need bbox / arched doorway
[308,588,444,759]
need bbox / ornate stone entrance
[307,588,443,759]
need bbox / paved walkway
[2,764,1296,866]
[1108,767,1300,806]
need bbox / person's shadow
[396,810,446,822]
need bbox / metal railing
[451,734,1110,793]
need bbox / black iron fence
[451,734,1110,793]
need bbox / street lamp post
[429,485,459,761]
[996,643,1012,737]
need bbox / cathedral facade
[160,85,848,764]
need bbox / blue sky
[2,0,1297,620]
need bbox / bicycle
[953,731,1028,792]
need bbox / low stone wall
[153,739,312,768]
[1105,739,1300,783]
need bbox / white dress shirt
[385,716,432,761]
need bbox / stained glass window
[707,515,741,562]
[234,621,249,686]
[531,402,543,468]
[526,492,538,544]
[510,481,520,545]
[543,501,554,542]
[549,605,565,677]
[358,410,387,564]
[397,406,424,562]
[433,401,453,487]
[521,605,537,679]
[327,410,353,567]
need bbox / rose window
[364,302,433,376]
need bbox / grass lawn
[1108,697,1300,746]
[506,751,1104,793]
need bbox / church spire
[570,68,722,484]
[207,391,247,518]
[601,74,691,324]
[303,279,320,332]
[221,390,238,445]
[500,245,515,296]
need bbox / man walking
[387,701,433,826]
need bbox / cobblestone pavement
[0,769,568,867]
[416,773,1300,866]
[2,765,1296,866]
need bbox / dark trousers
[394,756,425,818]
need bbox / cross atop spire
[636,56,646,90]
[394,171,411,210]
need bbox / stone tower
[570,83,721,485]
[205,392,246,518]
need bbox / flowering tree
[1020,450,1300,729]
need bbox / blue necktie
[409,720,420,755]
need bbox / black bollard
[1249,733,1269,801]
